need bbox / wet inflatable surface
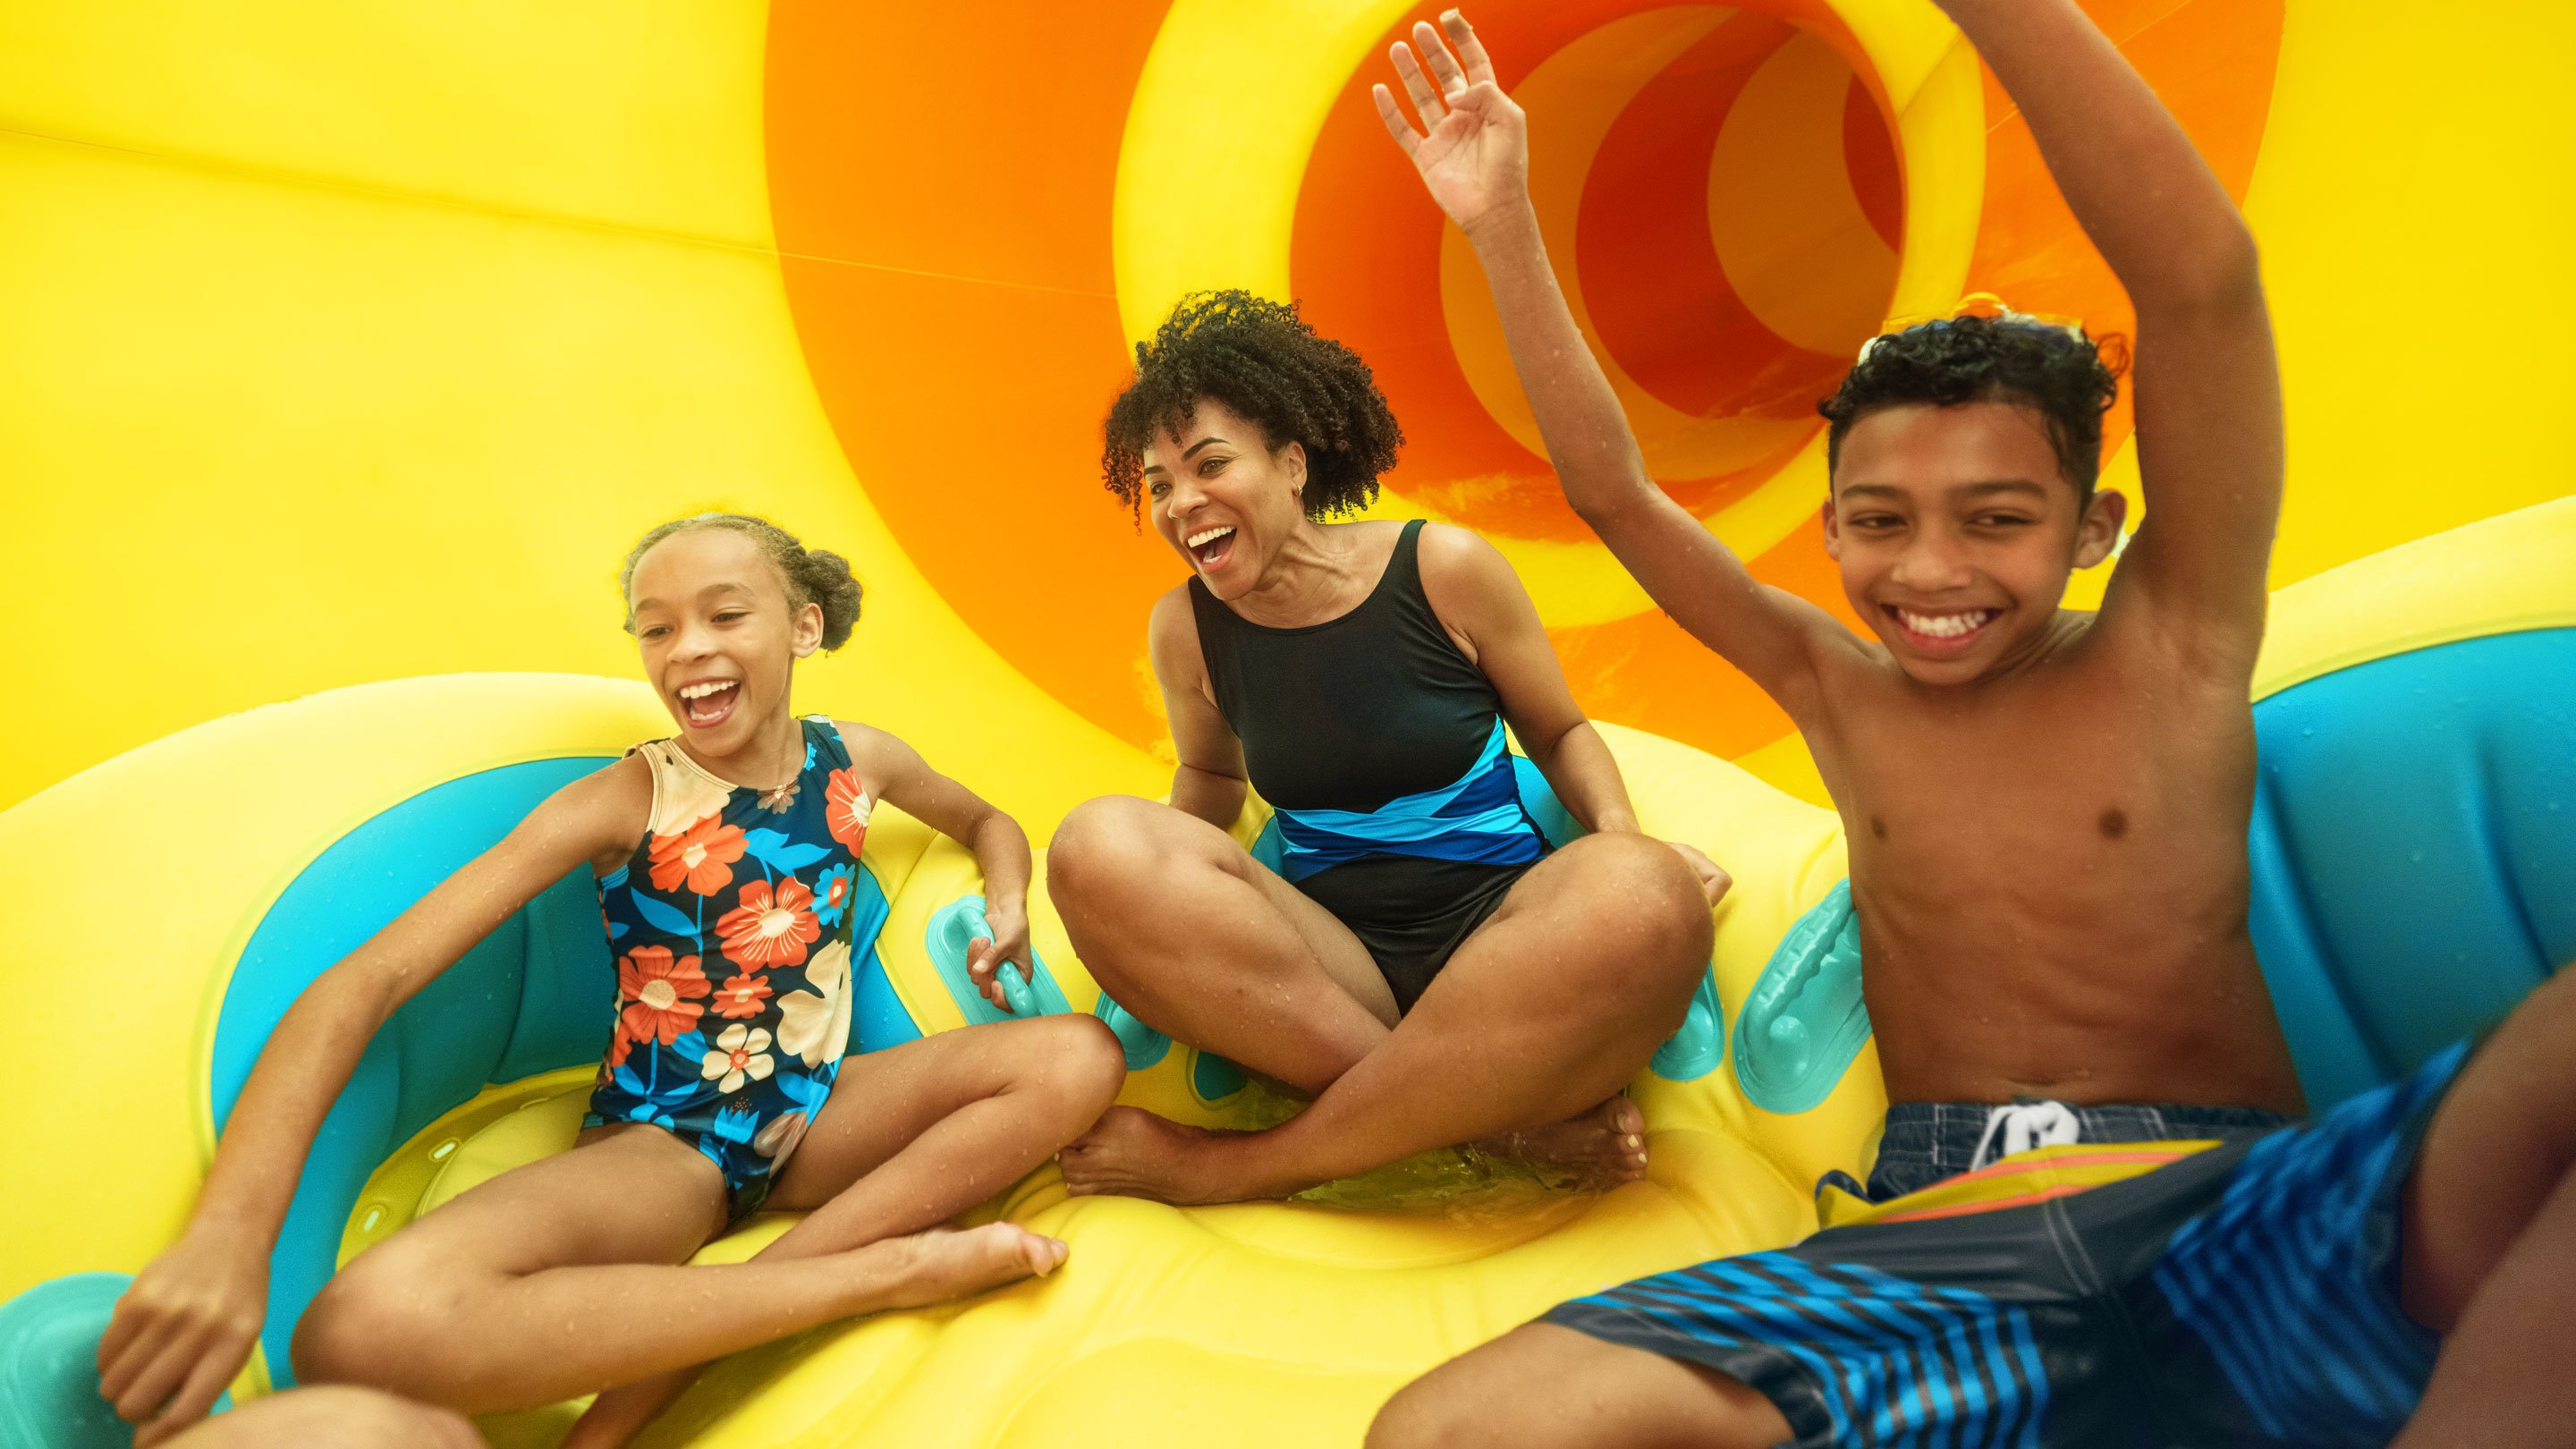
[2,0,2572,1444]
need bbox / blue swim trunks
[1543,1042,2470,1447]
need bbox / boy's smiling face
[1824,399,2126,685]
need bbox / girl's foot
[859,1223,1068,1312]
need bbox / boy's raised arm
[1939,0,2283,660]
[1375,12,1841,716]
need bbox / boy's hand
[99,1227,269,1445]
[1666,843,1733,907]
[967,898,1034,1013]
[1373,11,1529,239]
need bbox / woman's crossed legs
[1046,795,1716,1206]
[289,1013,1125,1443]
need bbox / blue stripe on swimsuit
[1268,720,1546,885]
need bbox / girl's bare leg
[290,1122,1066,1413]
[561,1013,1128,1445]
[1057,830,1711,1204]
[1048,794,1397,1094]
[2390,967,2576,1445]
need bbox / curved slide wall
[2,0,2572,815]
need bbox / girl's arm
[839,724,1035,1013]
[1416,526,1730,901]
[1148,586,1252,830]
[101,759,648,1446]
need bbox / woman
[1050,292,1725,1207]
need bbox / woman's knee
[1046,796,1185,911]
[1564,834,1716,962]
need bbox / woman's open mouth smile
[1186,524,1237,573]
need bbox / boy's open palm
[1373,13,1526,234]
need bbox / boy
[1365,5,2575,1444]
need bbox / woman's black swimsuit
[1190,519,1549,1012]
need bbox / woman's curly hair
[1102,291,1404,520]
[1819,313,2128,497]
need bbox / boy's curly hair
[1819,312,2128,497]
[1102,291,1404,520]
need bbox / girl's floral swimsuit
[585,716,871,1221]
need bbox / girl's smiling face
[625,527,822,772]
[1140,398,1309,602]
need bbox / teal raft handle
[1650,965,1726,1081]
[1731,879,1873,1114]
[996,962,1037,1016]
[923,895,1072,1024]
[1092,993,1172,1072]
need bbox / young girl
[97,513,1129,1448]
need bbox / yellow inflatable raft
[4,500,2570,1449]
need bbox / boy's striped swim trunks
[1543,1041,2469,1448]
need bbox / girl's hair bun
[792,547,863,650]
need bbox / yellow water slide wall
[2,0,2570,803]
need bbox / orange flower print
[825,767,871,852]
[716,877,821,969]
[714,970,773,1020]
[616,945,710,1047]
[648,817,747,897]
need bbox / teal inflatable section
[2249,629,2576,1108]
[1731,881,1868,1114]
[208,759,613,1388]
[0,1273,231,1449]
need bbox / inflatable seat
[3,499,2569,1449]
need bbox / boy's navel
[2098,808,2128,840]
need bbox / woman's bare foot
[1058,1106,1267,1206]
[1473,1096,1648,1189]
[855,1223,1068,1313]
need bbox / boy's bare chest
[1809,663,2257,901]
